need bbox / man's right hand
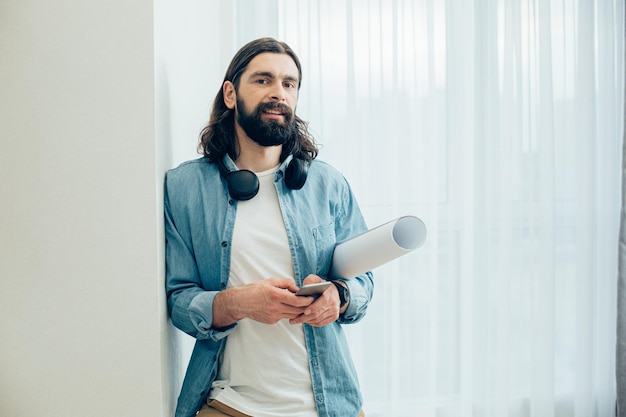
[212,278,315,327]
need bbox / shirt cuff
[189,291,236,341]
[337,278,368,323]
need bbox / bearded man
[165,38,374,417]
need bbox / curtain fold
[617,5,626,416]
[618,106,626,416]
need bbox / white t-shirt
[209,166,318,417]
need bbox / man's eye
[256,79,268,85]
[284,82,296,89]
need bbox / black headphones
[216,156,309,201]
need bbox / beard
[236,98,296,147]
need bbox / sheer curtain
[224,1,624,416]
[618,65,626,416]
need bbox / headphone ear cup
[284,158,309,190]
[227,170,259,201]
[216,157,260,200]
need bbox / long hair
[198,38,318,163]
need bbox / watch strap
[330,280,349,309]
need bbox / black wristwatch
[330,280,350,309]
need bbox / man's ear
[223,81,236,110]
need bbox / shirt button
[221,241,228,247]
[220,283,226,289]
[316,394,324,403]
[228,199,234,205]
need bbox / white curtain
[224,0,625,416]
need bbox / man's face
[225,52,300,147]
[235,96,295,147]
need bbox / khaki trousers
[197,399,365,417]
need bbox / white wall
[0,1,285,414]
[0,1,168,415]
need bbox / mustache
[257,102,293,117]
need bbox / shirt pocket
[312,222,336,277]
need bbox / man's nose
[269,84,287,101]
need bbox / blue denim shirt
[164,155,374,417]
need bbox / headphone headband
[217,155,308,200]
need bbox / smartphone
[295,282,332,298]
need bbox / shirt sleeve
[164,173,236,341]
[334,178,375,325]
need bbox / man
[165,37,374,417]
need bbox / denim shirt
[164,155,374,417]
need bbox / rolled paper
[329,215,427,279]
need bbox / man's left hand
[289,274,343,327]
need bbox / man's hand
[289,274,344,327]
[212,277,314,328]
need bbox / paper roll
[329,215,427,279]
